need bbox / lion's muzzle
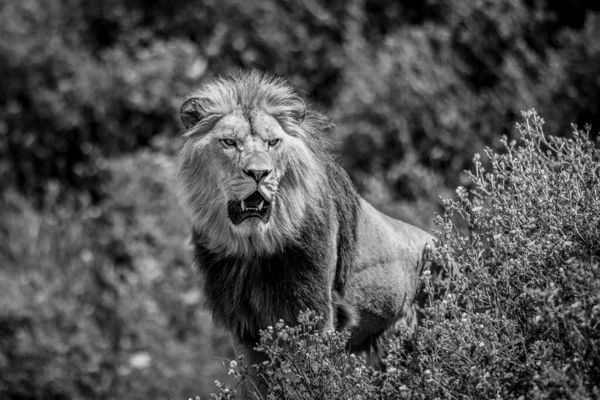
[227,191,272,225]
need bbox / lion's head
[178,71,334,257]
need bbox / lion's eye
[268,138,281,147]
[221,139,236,147]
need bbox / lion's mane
[178,71,360,339]
[178,71,347,257]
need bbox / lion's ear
[180,97,206,129]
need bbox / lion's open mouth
[228,191,272,225]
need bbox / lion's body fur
[177,70,435,394]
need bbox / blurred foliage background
[1,0,599,398]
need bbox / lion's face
[207,110,285,229]
[179,102,326,256]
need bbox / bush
[214,110,600,399]
[212,312,376,400]
[410,109,600,398]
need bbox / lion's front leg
[231,335,268,399]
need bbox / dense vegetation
[216,111,600,399]
[1,1,599,398]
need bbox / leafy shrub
[213,110,600,399]
[211,311,377,400]
[408,109,600,398]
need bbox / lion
[177,70,436,396]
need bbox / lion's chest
[195,244,331,340]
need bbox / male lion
[178,70,435,396]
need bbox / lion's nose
[243,169,271,183]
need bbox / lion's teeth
[258,200,264,211]
[241,200,246,211]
